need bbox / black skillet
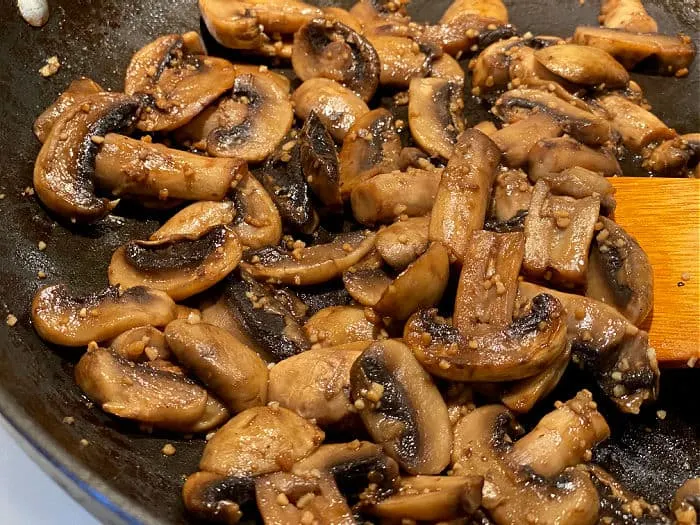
[0,0,698,523]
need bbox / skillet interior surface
[0,0,698,524]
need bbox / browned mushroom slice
[517,282,659,413]
[230,173,283,249]
[75,346,227,432]
[199,405,325,475]
[34,77,104,143]
[321,7,363,33]
[109,325,171,362]
[572,26,695,75]
[364,475,483,521]
[304,307,382,348]
[242,230,376,286]
[493,89,614,146]
[487,168,532,229]
[268,344,367,426]
[374,242,450,320]
[165,320,268,413]
[408,78,465,160]
[124,34,235,132]
[150,201,235,241]
[293,79,370,142]
[32,284,176,346]
[470,36,521,95]
[440,0,509,26]
[299,111,342,210]
[586,216,653,325]
[534,44,629,88]
[405,293,567,382]
[109,226,242,301]
[429,129,501,263]
[671,478,700,525]
[490,113,563,168]
[198,0,322,56]
[205,74,293,163]
[339,108,402,197]
[501,342,571,413]
[523,180,600,285]
[596,94,676,151]
[351,168,442,226]
[342,251,393,307]
[292,19,380,102]
[452,393,607,525]
[642,137,691,175]
[33,93,141,223]
[182,471,255,525]
[600,0,658,33]
[527,136,622,177]
[376,216,431,270]
[255,471,354,524]
[94,133,246,204]
[368,35,438,88]
[430,53,466,85]
[350,340,452,475]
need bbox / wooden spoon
[609,177,699,366]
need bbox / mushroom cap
[33,92,141,223]
[182,471,256,525]
[299,111,343,209]
[292,19,380,102]
[534,44,629,88]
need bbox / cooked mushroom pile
[29,0,697,522]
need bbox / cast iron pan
[0,0,698,524]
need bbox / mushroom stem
[509,390,610,477]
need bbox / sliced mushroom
[523,180,600,285]
[75,346,228,432]
[255,471,354,524]
[440,0,509,26]
[109,325,171,362]
[292,440,400,500]
[165,320,268,413]
[487,168,532,227]
[367,36,437,88]
[429,129,502,263]
[151,201,235,241]
[182,471,256,525]
[595,93,676,151]
[293,79,370,143]
[258,134,318,234]
[490,114,563,168]
[339,108,402,197]
[108,226,242,301]
[430,53,466,85]
[304,307,383,348]
[230,173,283,249]
[404,294,567,382]
[33,93,141,222]
[34,77,104,143]
[517,282,659,413]
[268,344,367,426]
[204,73,294,163]
[292,19,380,102]
[374,242,451,320]
[586,216,653,325]
[241,230,376,286]
[342,251,394,307]
[408,78,465,160]
[214,271,310,361]
[364,475,483,521]
[501,342,571,413]
[671,478,700,525]
[124,34,235,132]
[642,136,691,175]
[572,26,695,75]
[452,393,607,525]
[94,133,247,203]
[376,216,431,270]
[32,284,176,346]
[199,405,325,476]
[299,111,342,210]
[350,339,452,475]
[600,0,658,33]
[534,44,629,88]
[351,167,442,226]
[493,89,614,146]
[198,0,322,56]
